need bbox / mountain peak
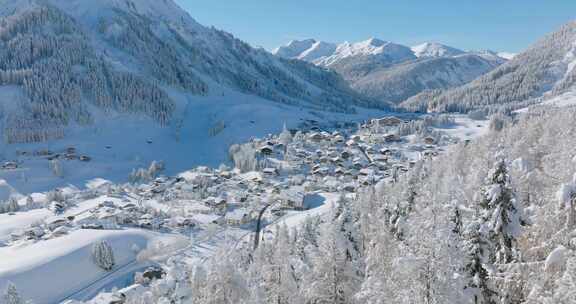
[273,39,319,58]
[411,42,465,58]
[359,37,387,47]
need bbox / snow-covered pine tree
[259,224,301,304]
[479,159,524,264]
[304,203,362,304]
[463,222,498,304]
[91,240,116,271]
[2,282,24,304]
[558,173,576,231]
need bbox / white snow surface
[0,229,180,304]
[411,42,465,58]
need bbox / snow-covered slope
[411,42,465,58]
[0,0,377,138]
[273,39,321,59]
[274,38,505,105]
[402,21,576,113]
[353,54,504,104]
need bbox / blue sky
[175,1,576,53]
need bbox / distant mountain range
[402,21,576,112]
[274,38,510,106]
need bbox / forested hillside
[0,0,375,144]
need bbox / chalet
[279,187,306,210]
[309,133,324,142]
[191,213,222,226]
[99,200,116,208]
[341,151,351,159]
[384,134,400,142]
[259,146,274,156]
[330,157,342,164]
[225,208,251,226]
[24,227,45,240]
[51,226,69,237]
[373,155,388,163]
[185,202,210,215]
[424,137,436,145]
[379,148,392,155]
[35,149,53,156]
[10,230,25,242]
[64,153,77,160]
[47,217,68,230]
[262,167,279,176]
[333,135,345,143]
[138,214,161,229]
[79,155,92,162]
[240,171,263,183]
[373,117,403,127]
[46,154,60,161]
[171,216,194,228]
[66,147,76,154]
[350,135,361,142]
[219,171,232,179]
[323,178,340,192]
[1,162,18,170]
[346,139,357,147]
[342,183,356,192]
[120,203,138,212]
[205,197,227,214]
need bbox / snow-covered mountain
[402,21,576,113]
[352,53,504,104]
[0,0,377,144]
[411,42,465,58]
[275,38,416,68]
[274,38,506,105]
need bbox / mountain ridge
[274,38,507,106]
[401,20,576,112]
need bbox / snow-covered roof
[225,208,250,221]
[191,214,221,225]
[280,186,305,202]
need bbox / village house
[205,197,227,214]
[373,116,403,127]
[225,208,252,226]
[259,145,274,156]
[1,162,18,170]
[47,217,68,231]
[191,213,222,226]
[423,137,436,145]
[278,186,307,210]
[384,134,401,143]
[262,167,279,176]
[308,132,324,142]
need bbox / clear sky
[174,0,576,53]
